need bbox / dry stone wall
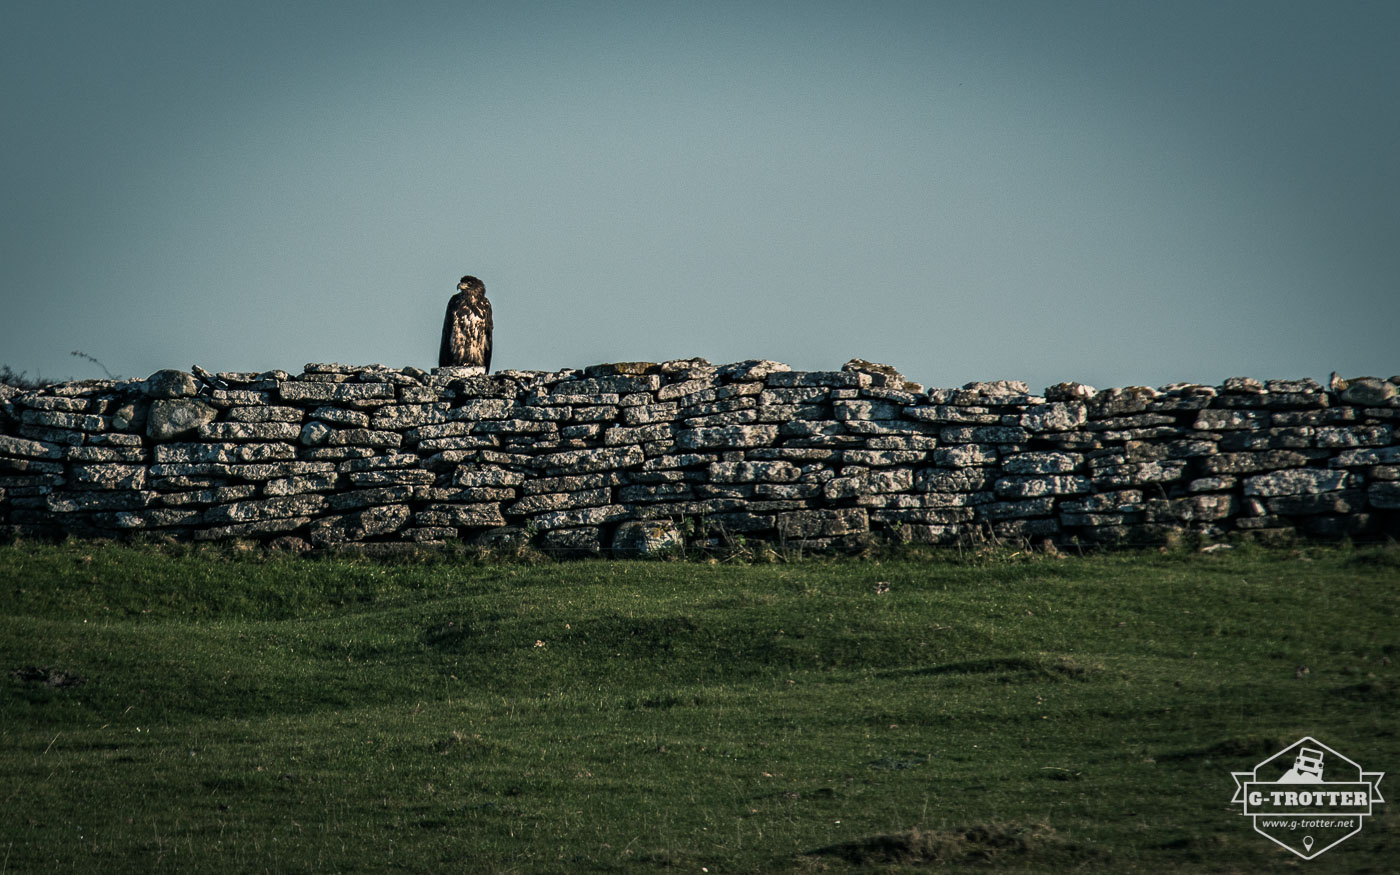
[2,359,1398,553]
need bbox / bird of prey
[438,275,493,371]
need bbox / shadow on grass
[876,655,1102,682]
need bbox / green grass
[1,541,1396,873]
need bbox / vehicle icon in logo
[1229,737,1384,859]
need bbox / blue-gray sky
[3,1,1396,391]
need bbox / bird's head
[458,275,484,293]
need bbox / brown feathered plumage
[438,275,493,371]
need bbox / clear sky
[3,1,1396,392]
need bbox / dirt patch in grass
[802,821,1096,867]
[1330,678,1394,703]
[1157,734,1284,763]
[430,731,500,758]
[9,666,86,688]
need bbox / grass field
[1,540,1396,873]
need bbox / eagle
[438,275,493,371]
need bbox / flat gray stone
[611,520,686,557]
[1243,468,1349,497]
[309,504,412,545]
[146,400,219,441]
[143,369,201,398]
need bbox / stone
[915,469,992,492]
[507,488,610,515]
[1339,377,1398,406]
[718,360,791,381]
[154,442,295,464]
[1221,376,1266,394]
[1243,468,1349,497]
[1367,481,1400,509]
[675,425,779,450]
[583,361,662,378]
[931,445,997,467]
[1001,452,1082,474]
[203,494,327,524]
[528,504,630,530]
[540,526,603,556]
[618,483,695,502]
[146,399,218,441]
[446,375,523,399]
[192,517,313,541]
[111,401,148,432]
[210,389,270,406]
[604,423,673,445]
[1201,450,1313,474]
[199,422,302,441]
[1060,490,1143,513]
[1332,446,1400,467]
[1188,476,1237,492]
[962,380,1029,396]
[833,400,902,421]
[622,403,679,425]
[1314,426,1391,448]
[612,520,686,557]
[1193,409,1268,430]
[71,464,147,491]
[1091,460,1188,487]
[538,446,645,474]
[656,378,716,401]
[432,365,488,378]
[224,405,302,423]
[325,428,402,448]
[993,475,1090,498]
[21,410,110,431]
[371,404,451,430]
[841,359,923,392]
[308,504,412,545]
[469,526,530,549]
[311,407,371,427]
[1045,382,1096,401]
[1265,491,1363,516]
[107,507,203,529]
[1266,378,1322,394]
[776,508,868,537]
[64,446,146,463]
[143,369,201,398]
[767,370,869,389]
[842,449,927,467]
[868,469,914,493]
[415,503,507,528]
[1089,386,1159,417]
[940,425,1029,444]
[1146,494,1238,522]
[46,491,154,513]
[455,467,526,488]
[326,486,421,513]
[1020,403,1086,432]
[684,409,760,429]
[279,381,394,403]
[338,452,421,472]
[708,461,801,483]
[549,375,661,395]
[346,469,436,487]
[982,497,1056,520]
[0,435,62,459]
[160,485,259,506]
